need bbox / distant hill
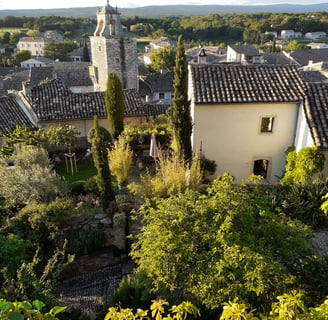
[1,3,328,19]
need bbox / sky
[0,0,324,10]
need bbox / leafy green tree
[90,116,115,213]
[46,124,79,152]
[26,29,40,37]
[105,72,125,138]
[280,147,325,186]
[0,125,46,156]
[13,50,31,65]
[131,174,314,310]
[170,35,193,163]
[0,145,66,207]
[284,40,307,51]
[149,47,176,72]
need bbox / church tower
[89,1,138,91]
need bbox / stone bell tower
[89,1,138,91]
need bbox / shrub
[281,179,328,227]
[128,152,202,202]
[111,273,155,311]
[68,225,105,256]
[0,234,31,278]
[113,212,126,228]
[108,135,133,185]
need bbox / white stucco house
[20,56,53,68]
[188,64,310,183]
[281,30,302,39]
[305,32,326,40]
[227,45,264,65]
[294,82,328,174]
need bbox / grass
[54,157,96,184]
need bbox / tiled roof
[305,83,328,149]
[284,48,328,67]
[23,56,54,64]
[300,70,328,83]
[141,72,174,93]
[123,89,147,117]
[144,103,171,117]
[0,69,29,95]
[263,53,292,65]
[229,45,260,56]
[28,67,54,87]
[18,37,46,43]
[190,64,307,104]
[53,62,93,87]
[28,79,145,122]
[0,94,36,134]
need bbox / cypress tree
[90,116,115,213]
[82,40,90,62]
[170,35,193,163]
[105,72,124,139]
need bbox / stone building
[89,2,138,91]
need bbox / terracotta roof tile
[305,83,328,149]
[28,79,145,122]
[0,95,36,134]
[190,64,307,104]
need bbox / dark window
[159,93,165,99]
[261,117,274,132]
[253,159,269,178]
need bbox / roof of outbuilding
[263,52,292,65]
[228,45,260,56]
[190,64,307,104]
[141,72,174,93]
[144,103,171,117]
[305,82,328,149]
[28,79,146,122]
[0,69,30,95]
[0,94,36,134]
[284,48,328,67]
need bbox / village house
[144,37,177,53]
[305,32,327,41]
[280,30,302,39]
[188,64,308,183]
[0,78,146,147]
[17,37,48,56]
[139,71,174,103]
[20,56,54,68]
[227,45,264,65]
[42,30,65,42]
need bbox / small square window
[261,117,274,133]
[159,93,165,99]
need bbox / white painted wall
[191,102,300,183]
[294,104,315,152]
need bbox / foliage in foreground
[1,242,73,307]
[280,147,325,186]
[106,299,200,320]
[220,291,328,320]
[0,299,66,320]
[131,174,318,310]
